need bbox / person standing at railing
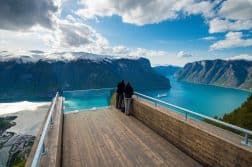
[124,82,134,115]
[116,80,125,110]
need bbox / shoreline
[189,82,252,93]
[0,101,50,116]
[0,104,49,167]
[172,79,252,94]
[4,104,50,136]
[167,75,252,93]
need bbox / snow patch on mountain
[0,51,140,63]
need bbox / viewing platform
[62,108,201,167]
[26,89,252,167]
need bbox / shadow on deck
[62,108,202,167]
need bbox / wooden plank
[62,108,202,167]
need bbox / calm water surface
[63,79,251,117]
[140,78,251,117]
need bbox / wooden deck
[62,108,202,167]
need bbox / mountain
[175,59,252,90]
[154,65,181,77]
[0,52,170,100]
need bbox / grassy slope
[205,94,252,136]
[221,94,252,131]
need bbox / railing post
[241,133,251,146]
[50,97,56,126]
[41,142,47,155]
[50,116,54,126]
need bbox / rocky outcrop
[175,59,252,90]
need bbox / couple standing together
[116,80,134,115]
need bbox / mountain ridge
[0,55,170,100]
[175,59,252,91]
[154,65,181,77]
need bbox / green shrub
[205,94,252,137]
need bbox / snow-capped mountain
[0,51,139,63]
[0,51,170,99]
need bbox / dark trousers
[124,97,132,115]
[116,93,123,109]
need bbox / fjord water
[63,78,250,117]
[140,78,251,117]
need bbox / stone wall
[130,98,252,167]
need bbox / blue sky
[0,0,252,66]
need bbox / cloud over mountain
[0,0,251,65]
[0,0,59,30]
[228,54,252,61]
[49,20,108,49]
[177,51,192,58]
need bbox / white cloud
[209,18,252,33]
[227,54,252,61]
[13,18,173,61]
[218,0,252,20]
[57,20,108,48]
[77,0,252,40]
[0,0,59,30]
[210,32,252,50]
[200,36,217,41]
[209,0,252,33]
[0,26,51,52]
[77,0,215,26]
[177,51,192,58]
[1,0,251,65]
[0,19,174,64]
[127,48,166,57]
[0,18,110,55]
[179,0,216,18]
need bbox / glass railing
[63,88,115,112]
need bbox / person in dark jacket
[124,82,134,115]
[116,81,121,109]
[116,80,125,109]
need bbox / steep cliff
[175,59,252,90]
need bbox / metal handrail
[31,92,59,167]
[134,92,252,146]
